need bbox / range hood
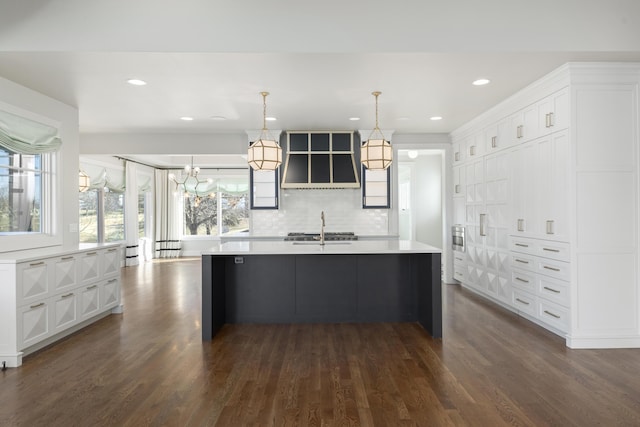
[281,131,361,189]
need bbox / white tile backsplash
[251,189,389,236]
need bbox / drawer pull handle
[455,152,460,162]
[455,257,463,261]
[107,279,118,283]
[491,136,497,148]
[515,243,529,248]
[86,252,97,256]
[29,261,45,267]
[30,302,45,309]
[108,248,118,252]
[542,248,560,253]
[543,266,561,272]
[62,293,74,298]
[546,220,555,235]
[516,277,529,283]
[470,145,476,156]
[548,112,555,127]
[61,256,74,261]
[515,298,530,306]
[455,184,461,194]
[543,286,560,294]
[515,259,529,264]
[86,285,98,290]
[517,219,525,232]
[544,310,561,319]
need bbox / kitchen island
[201,240,442,340]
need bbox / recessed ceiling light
[407,150,419,159]
[210,116,227,121]
[180,116,194,121]
[349,117,360,121]
[265,117,277,121]
[127,79,147,86]
[472,78,491,86]
[430,116,443,121]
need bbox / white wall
[0,75,79,252]
[414,154,443,248]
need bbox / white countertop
[202,239,441,255]
[0,242,122,264]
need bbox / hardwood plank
[1,258,639,426]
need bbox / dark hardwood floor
[1,258,639,426]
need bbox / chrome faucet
[320,211,325,245]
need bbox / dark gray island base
[201,246,442,340]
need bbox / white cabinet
[510,236,570,334]
[511,131,569,242]
[452,164,465,197]
[452,63,640,348]
[1,244,122,367]
[466,131,485,159]
[536,88,569,136]
[485,118,510,153]
[508,103,538,145]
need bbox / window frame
[0,149,60,252]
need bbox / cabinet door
[17,260,50,306]
[18,300,50,349]
[52,291,78,333]
[511,141,540,236]
[453,165,465,197]
[80,251,100,285]
[536,131,569,241]
[102,247,120,276]
[485,118,509,153]
[53,255,77,293]
[537,88,569,136]
[102,278,120,310]
[509,104,538,144]
[80,284,101,320]
[467,132,485,159]
[452,139,464,164]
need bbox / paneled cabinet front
[1,245,122,367]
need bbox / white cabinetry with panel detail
[0,244,122,367]
[450,63,640,348]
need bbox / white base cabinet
[451,63,640,348]
[0,244,122,367]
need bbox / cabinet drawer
[453,267,466,283]
[511,253,536,273]
[79,251,100,285]
[535,241,570,262]
[18,300,51,349]
[511,269,536,293]
[103,247,121,276]
[536,258,570,281]
[53,255,78,292]
[538,276,570,307]
[102,277,121,310]
[538,299,569,333]
[17,260,50,306]
[510,238,536,256]
[52,291,79,334]
[79,284,101,320]
[512,289,536,316]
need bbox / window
[180,173,249,237]
[78,188,125,244]
[104,189,125,242]
[0,148,45,234]
[138,193,147,238]
[79,189,99,243]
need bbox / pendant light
[361,91,392,170]
[79,169,90,192]
[248,92,282,171]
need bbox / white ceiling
[1,0,640,166]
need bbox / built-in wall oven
[452,225,465,252]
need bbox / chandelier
[361,91,392,170]
[168,156,212,203]
[248,91,282,170]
